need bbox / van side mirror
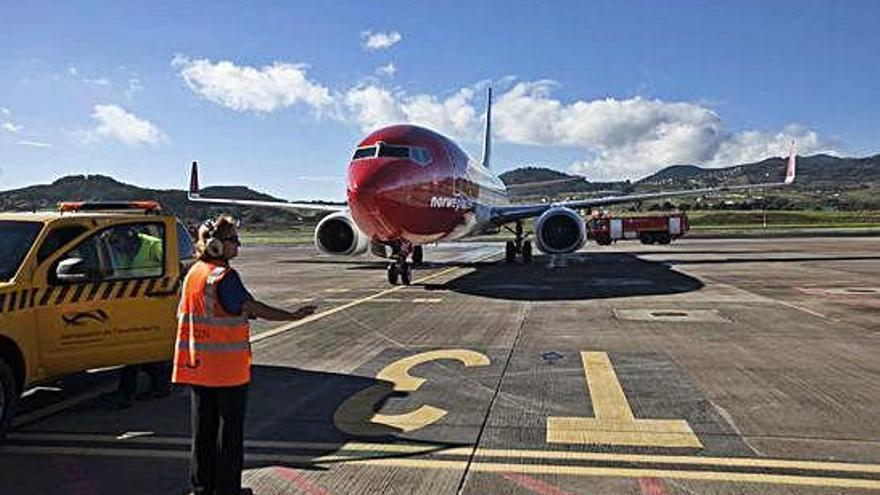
[56,257,88,283]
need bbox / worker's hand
[292,305,318,320]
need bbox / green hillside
[0,175,337,229]
[500,154,880,210]
[2,152,879,231]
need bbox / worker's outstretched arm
[242,300,316,321]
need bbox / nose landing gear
[387,242,418,285]
[504,221,533,263]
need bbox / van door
[38,221,177,376]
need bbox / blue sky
[1,0,878,201]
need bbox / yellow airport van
[0,201,194,436]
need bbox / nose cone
[348,158,413,241]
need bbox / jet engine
[534,207,586,254]
[314,211,370,256]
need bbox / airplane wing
[490,142,797,225]
[186,161,346,212]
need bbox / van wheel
[0,359,18,440]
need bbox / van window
[103,224,165,279]
[176,222,195,261]
[37,225,89,264]
[0,221,42,282]
[52,223,166,284]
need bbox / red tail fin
[189,161,200,197]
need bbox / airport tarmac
[2,236,879,494]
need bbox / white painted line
[12,382,116,428]
[251,252,498,344]
[12,254,494,431]
[776,300,829,320]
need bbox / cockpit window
[411,147,432,165]
[377,143,410,158]
[352,146,377,160]
[353,143,432,165]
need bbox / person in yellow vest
[107,226,164,277]
[103,226,170,408]
[173,215,316,495]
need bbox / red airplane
[188,88,797,285]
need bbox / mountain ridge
[3,153,879,226]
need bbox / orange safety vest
[172,261,251,387]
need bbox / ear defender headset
[202,219,225,259]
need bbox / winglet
[480,86,492,169]
[189,161,201,198]
[785,140,797,185]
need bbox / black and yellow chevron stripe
[0,276,178,315]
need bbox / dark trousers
[190,384,249,495]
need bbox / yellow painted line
[471,448,880,474]
[8,432,880,475]
[547,352,702,448]
[3,444,880,490]
[251,252,497,344]
[466,462,880,491]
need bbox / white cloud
[376,63,397,77]
[125,78,143,99]
[172,56,333,113]
[0,107,10,116]
[167,53,833,179]
[337,79,834,180]
[705,125,826,167]
[2,122,23,133]
[17,140,52,148]
[342,84,483,139]
[362,31,402,50]
[84,77,111,87]
[81,104,166,146]
[344,85,404,131]
[68,66,78,77]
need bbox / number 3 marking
[334,349,490,436]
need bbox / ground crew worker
[103,226,170,408]
[172,215,316,495]
[108,226,163,277]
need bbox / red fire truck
[587,213,689,245]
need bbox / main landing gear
[504,221,533,264]
[387,243,422,285]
